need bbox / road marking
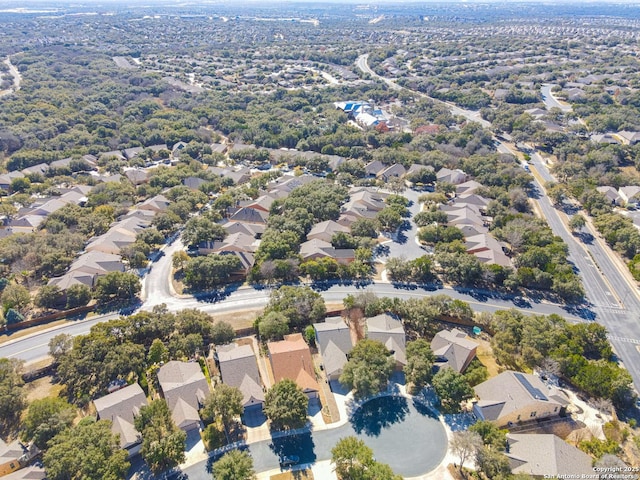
[608,336,640,345]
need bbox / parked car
[280,455,299,467]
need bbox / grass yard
[270,470,314,480]
[476,338,501,378]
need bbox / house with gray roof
[216,343,265,412]
[377,164,406,182]
[364,160,385,177]
[314,317,353,382]
[436,168,467,185]
[307,220,350,243]
[138,194,171,214]
[229,207,269,225]
[299,239,355,265]
[431,329,478,373]
[366,313,406,367]
[618,186,640,207]
[597,186,622,206]
[505,434,593,477]
[158,361,209,432]
[93,383,147,456]
[473,371,569,427]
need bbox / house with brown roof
[157,361,210,431]
[313,317,353,382]
[505,434,593,478]
[366,313,406,368]
[93,383,148,457]
[431,329,478,373]
[216,343,265,412]
[465,233,511,267]
[267,333,320,399]
[473,371,569,427]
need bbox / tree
[22,397,75,449]
[211,320,235,345]
[351,218,378,238]
[469,420,508,451]
[183,254,242,289]
[262,285,326,330]
[182,217,227,248]
[212,449,256,480]
[376,207,403,232]
[134,399,186,475]
[569,214,586,233]
[0,358,26,431]
[65,284,92,309]
[94,271,141,303]
[35,284,64,309]
[264,379,308,430]
[331,436,402,480]
[44,418,130,480]
[404,339,435,393]
[1,283,30,312]
[432,368,474,413]
[172,250,190,271]
[147,338,169,364]
[201,384,243,435]
[450,431,483,472]
[475,446,511,479]
[257,311,289,341]
[48,333,73,363]
[340,339,395,398]
[332,436,375,479]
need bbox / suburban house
[313,316,353,382]
[48,251,124,290]
[0,440,41,479]
[0,171,24,190]
[436,168,467,185]
[157,361,210,432]
[267,333,320,399]
[473,371,569,427]
[364,160,385,177]
[377,163,406,181]
[228,207,269,225]
[618,186,640,207]
[138,194,171,214]
[365,313,407,368]
[464,233,511,267]
[216,343,265,412]
[93,383,148,457]
[220,220,265,239]
[596,186,622,206]
[299,238,355,265]
[618,131,640,145]
[431,329,479,373]
[505,434,593,477]
[307,220,349,243]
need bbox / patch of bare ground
[24,375,63,403]
[270,470,314,480]
[214,309,262,330]
[475,338,501,377]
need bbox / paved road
[0,279,584,364]
[182,396,447,479]
[355,50,640,392]
[541,83,572,112]
[356,54,491,128]
[379,188,425,262]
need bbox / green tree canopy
[264,379,308,431]
[22,397,76,449]
[432,367,474,413]
[212,449,256,480]
[201,384,243,431]
[134,399,186,475]
[331,436,402,480]
[0,358,26,431]
[340,339,395,398]
[261,285,326,330]
[404,339,435,393]
[44,418,130,480]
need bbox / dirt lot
[24,375,63,403]
[270,470,314,480]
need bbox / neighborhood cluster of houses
[597,184,640,209]
[433,170,512,267]
[334,100,390,128]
